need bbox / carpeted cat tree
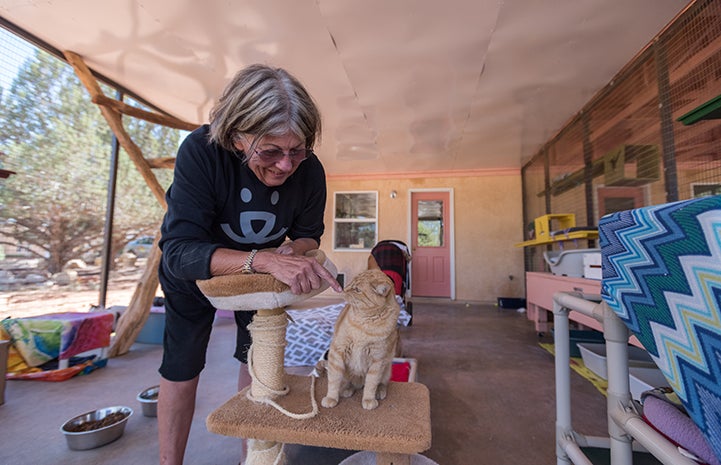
[199,250,433,465]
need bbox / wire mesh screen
[0,26,181,309]
[521,0,721,273]
[668,1,721,199]
[0,28,33,95]
[521,154,547,272]
[548,120,590,226]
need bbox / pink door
[411,191,451,297]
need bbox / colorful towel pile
[1,311,113,381]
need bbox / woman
[157,64,342,465]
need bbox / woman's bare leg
[159,376,199,465]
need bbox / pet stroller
[370,240,413,325]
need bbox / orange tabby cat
[321,269,400,410]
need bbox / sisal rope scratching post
[245,309,294,465]
[244,438,286,465]
[247,308,289,401]
[243,305,306,465]
[197,249,335,465]
[244,308,320,420]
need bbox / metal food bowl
[61,406,133,450]
[137,385,159,417]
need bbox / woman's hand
[254,250,343,294]
[209,244,343,295]
[274,241,296,255]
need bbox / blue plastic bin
[136,309,165,345]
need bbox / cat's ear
[374,281,393,297]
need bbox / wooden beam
[93,93,198,131]
[146,157,176,170]
[63,51,105,98]
[103,108,168,208]
[64,51,198,131]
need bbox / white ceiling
[0,0,690,177]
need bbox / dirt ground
[0,264,156,320]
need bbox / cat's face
[344,269,394,312]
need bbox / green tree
[417,220,442,247]
[0,49,179,274]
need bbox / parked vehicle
[122,236,154,258]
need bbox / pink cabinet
[525,272,602,334]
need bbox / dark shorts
[158,289,256,382]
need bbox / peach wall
[320,172,526,303]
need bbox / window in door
[416,200,444,247]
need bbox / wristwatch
[241,249,258,274]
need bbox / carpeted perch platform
[206,374,431,455]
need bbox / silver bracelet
[241,249,258,274]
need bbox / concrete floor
[0,298,631,465]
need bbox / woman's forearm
[209,248,250,276]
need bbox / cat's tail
[310,349,329,377]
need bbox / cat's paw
[341,388,354,398]
[376,384,387,400]
[321,396,338,408]
[362,398,379,410]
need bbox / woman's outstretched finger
[313,261,343,292]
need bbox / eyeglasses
[253,148,311,163]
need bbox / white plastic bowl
[629,367,669,401]
[577,342,656,379]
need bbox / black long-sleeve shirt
[158,125,326,294]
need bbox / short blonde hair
[208,64,321,158]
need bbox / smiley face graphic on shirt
[221,187,288,244]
